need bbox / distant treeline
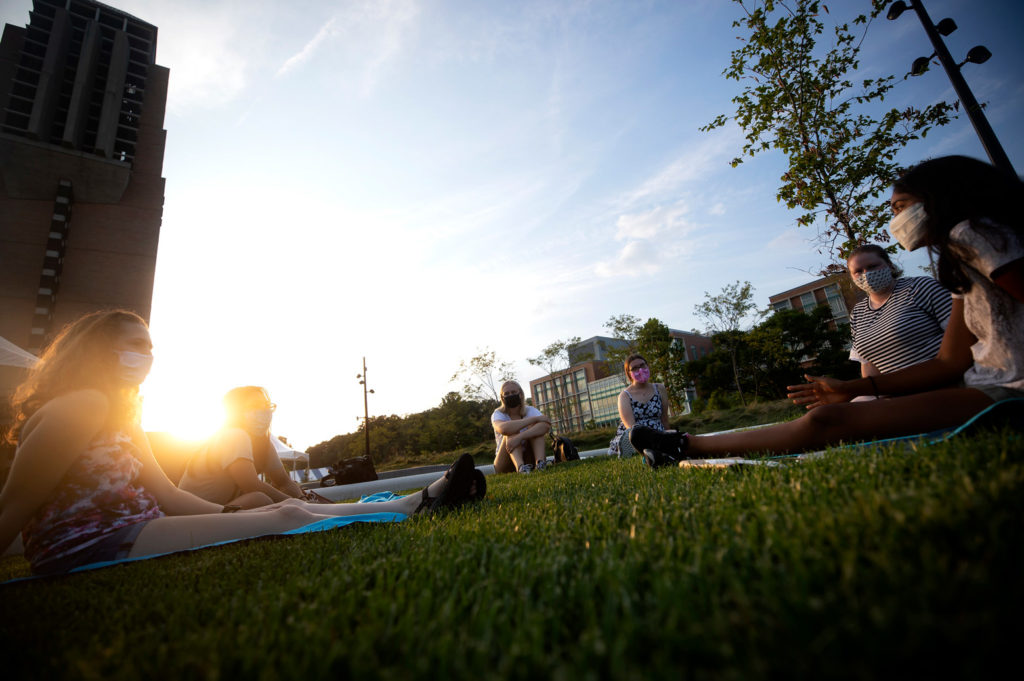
[307,392,498,467]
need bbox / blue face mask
[117,351,153,385]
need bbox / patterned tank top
[22,431,165,569]
[608,389,665,456]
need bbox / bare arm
[860,361,882,379]
[131,425,224,515]
[617,390,635,429]
[205,429,294,504]
[789,298,975,407]
[493,414,550,435]
[261,443,305,499]
[0,391,110,553]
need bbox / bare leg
[527,435,546,466]
[688,387,993,457]
[493,436,527,473]
[229,491,274,509]
[130,467,464,557]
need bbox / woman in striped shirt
[846,245,952,396]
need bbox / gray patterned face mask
[853,267,895,294]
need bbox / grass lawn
[2,428,1021,679]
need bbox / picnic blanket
[678,398,1024,469]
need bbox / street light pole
[356,357,374,459]
[889,0,1014,174]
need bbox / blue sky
[3,0,1022,448]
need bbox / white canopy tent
[270,432,308,466]
[0,337,37,368]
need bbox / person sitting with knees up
[0,310,483,576]
[607,353,670,458]
[846,244,952,400]
[178,386,305,509]
[491,381,551,474]
[629,155,1024,467]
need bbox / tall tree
[701,0,953,262]
[633,318,682,409]
[450,348,516,403]
[695,280,763,405]
[602,313,643,370]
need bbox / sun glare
[140,374,223,443]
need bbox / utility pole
[356,357,374,459]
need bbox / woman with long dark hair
[632,156,1024,464]
[0,311,481,574]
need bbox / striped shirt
[849,276,952,374]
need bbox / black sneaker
[630,427,690,468]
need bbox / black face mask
[503,393,522,409]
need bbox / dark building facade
[0,0,168,365]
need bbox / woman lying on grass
[0,310,482,575]
[632,155,1024,465]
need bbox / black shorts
[32,521,149,576]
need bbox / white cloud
[594,240,666,278]
[615,126,741,209]
[277,17,337,77]
[274,0,419,96]
[615,201,691,241]
[709,202,726,216]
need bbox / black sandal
[414,454,477,514]
[629,427,691,468]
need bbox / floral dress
[22,431,164,570]
[608,389,664,457]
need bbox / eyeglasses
[501,392,521,398]
[248,403,277,412]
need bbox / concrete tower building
[0,0,168,360]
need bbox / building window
[773,299,793,312]
[799,292,817,312]
[825,284,848,320]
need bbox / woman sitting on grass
[607,353,671,460]
[845,244,952,400]
[0,310,482,575]
[491,381,551,474]
[179,386,307,508]
[631,155,1024,465]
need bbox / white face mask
[117,351,153,385]
[245,409,273,432]
[853,267,895,294]
[889,202,929,251]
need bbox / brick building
[768,274,864,328]
[0,0,167,400]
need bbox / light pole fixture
[356,356,375,459]
[886,0,1014,174]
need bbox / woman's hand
[786,374,854,410]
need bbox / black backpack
[551,435,580,463]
